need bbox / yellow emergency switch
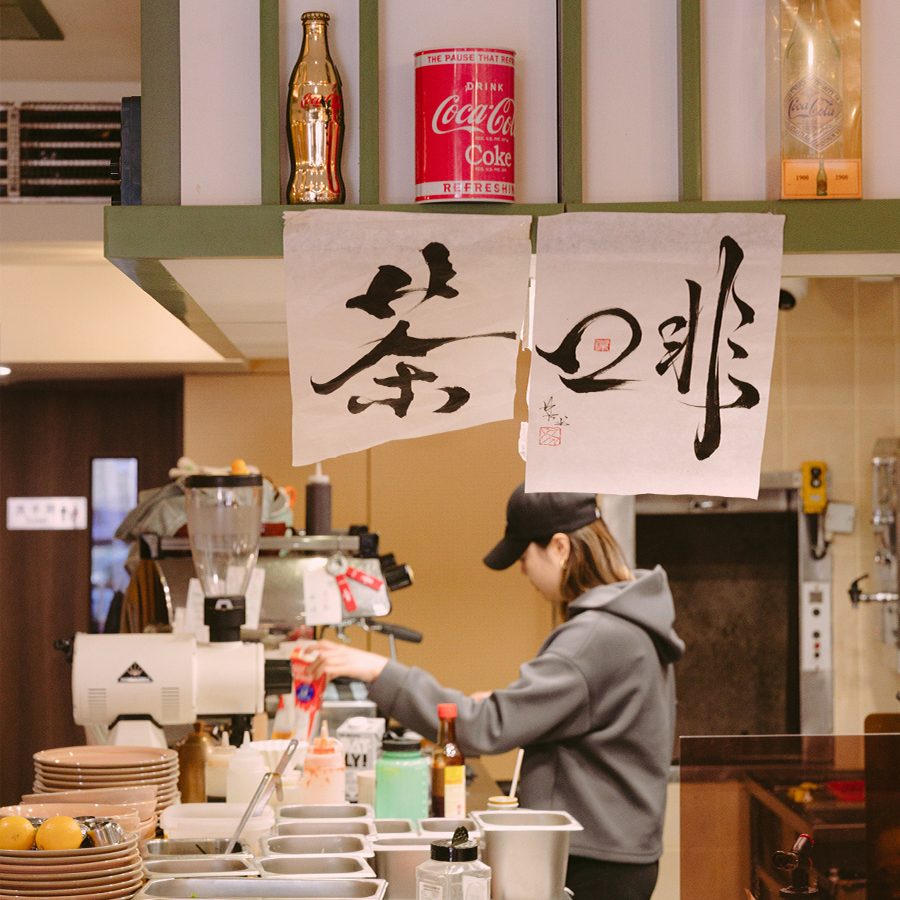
[801,461,828,514]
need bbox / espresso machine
[71,475,268,746]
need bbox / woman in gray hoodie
[311,483,685,899]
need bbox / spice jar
[416,826,491,899]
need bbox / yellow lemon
[35,815,84,851]
[0,815,36,850]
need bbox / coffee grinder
[184,473,263,643]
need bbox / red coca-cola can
[415,47,515,203]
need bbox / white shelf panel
[180,0,262,205]
[861,0,900,198]
[582,0,680,202]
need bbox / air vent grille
[87,688,107,720]
[0,102,120,202]
[160,687,182,721]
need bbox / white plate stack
[0,832,143,898]
[32,747,179,820]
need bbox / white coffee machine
[71,474,267,746]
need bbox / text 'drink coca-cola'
[415,47,516,203]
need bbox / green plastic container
[374,737,429,821]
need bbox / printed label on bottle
[783,74,843,153]
[417,883,443,900]
[462,875,490,900]
[781,158,861,199]
[443,764,466,817]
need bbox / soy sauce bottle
[431,703,466,817]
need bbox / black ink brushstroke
[346,265,413,319]
[536,307,643,392]
[311,320,517,395]
[347,363,437,419]
[434,386,470,413]
[655,280,701,394]
[720,374,759,410]
[694,236,744,460]
[421,242,459,300]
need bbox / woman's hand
[309,639,389,684]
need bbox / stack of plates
[0,833,143,898]
[33,747,179,818]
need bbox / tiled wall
[762,277,900,731]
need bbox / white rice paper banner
[526,212,784,499]
[284,210,532,465]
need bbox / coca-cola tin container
[415,47,515,203]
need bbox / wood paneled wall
[0,379,182,805]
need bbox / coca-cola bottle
[781,0,843,197]
[286,11,345,204]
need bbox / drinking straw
[509,748,524,798]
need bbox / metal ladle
[223,738,299,855]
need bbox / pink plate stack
[32,747,179,820]
[0,832,143,899]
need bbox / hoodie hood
[567,566,685,664]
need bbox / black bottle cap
[382,737,421,752]
[430,825,479,861]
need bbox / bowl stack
[21,786,159,841]
[32,747,179,823]
[0,832,143,898]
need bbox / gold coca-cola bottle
[286,11,345,204]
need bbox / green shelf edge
[105,200,900,260]
[259,0,282,204]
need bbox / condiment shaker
[416,826,491,900]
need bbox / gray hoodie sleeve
[367,651,593,757]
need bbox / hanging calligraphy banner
[526,212,784,499]
[284,210,532,466]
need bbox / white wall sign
[526,212,785,499]
[6,496,88,530]
[284,210,532,465]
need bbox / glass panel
[90,457,138,632]
[680,729,900,899]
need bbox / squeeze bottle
[305,463,332,535]
[298,721,346,804]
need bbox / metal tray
[370,836,434,900]
[144,855,257,878]
[257,855,376,878]
[277,820,375,837]
[263,835,372,858]
[279,804,373,822]
[372,820,414,834]
[143,838,250,857]
[135,877,388,899]
[416,817,479,839]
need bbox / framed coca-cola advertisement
[780,0,862,199]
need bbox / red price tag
[334,573,357,612]
[345,566,384,591]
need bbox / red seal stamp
[539,426,562,447]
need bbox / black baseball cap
[483,483,600,570]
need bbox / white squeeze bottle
[298,721,345,804]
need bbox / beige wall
[184,278,900,783]
[761,277,900,731]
